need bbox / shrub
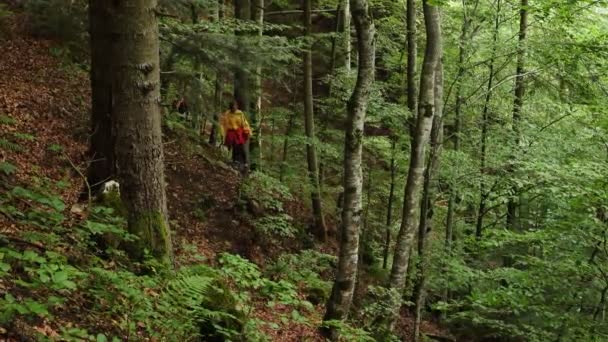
[267,250,336,304]
[253,213,298,240]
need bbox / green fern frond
[0,115,16,125]
[0,138,22,152]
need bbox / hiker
[173,96,189,119]
[220,100,251,171]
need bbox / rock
[70,203,86,214]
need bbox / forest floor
[0,11,450,341]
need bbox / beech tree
[388,0,442,326]
[323,0,375,336]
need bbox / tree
[388,0,442,326]
[476,0,502,238]
[302,0,327,241]
[406,0,417,135]
[106,0,172,263]
[412,59,443,342]
[506,0,528,230]
[209,0,225,146]
[323,0,375,336]
[87,0,113,194]
[251,0,264,169]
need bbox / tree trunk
[383,138,397,269]
[279,112,295,182]
[444,0,472,308]
[413,59,444,342]
[342,0,351,71]
[107,0,172,264]
[388,0,442,325]
[303,0,327,241]
[250,0,264,170]
[323,0,375,336]
[476,0,501,238]
[87,0,114,194]
[406,0,417,136]
[507,0,528,230]
[234,0,252,165]
[209,0,224,146]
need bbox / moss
[126,211,173,265]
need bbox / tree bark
[406,0,417,136]
[209,0,224,146]
[323,0,375,336]
[413,59,443,342]
[388,0,442,324]
[303,0,327,241]
[507,0,528,230]
[107,0,172,264]
[476,0,501,238]
[87,0,114,194]
[383,138,397,269]
[445,0,470,250]
[342,0,351,71]
[250,0,264,170]
[234,0,252,166]
[234,0,251,114]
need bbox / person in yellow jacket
[220,100,251,170]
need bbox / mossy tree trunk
[323,0,375,337]
[87,0,114,194]
[106,0,172,264]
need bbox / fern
[0,161,16,175]
[0,115,15,125]
[13,132,35,141]
[0,138,22,152]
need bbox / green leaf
[52,270,69,284]
[96,334,107,342]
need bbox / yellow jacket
[219,110,251,138]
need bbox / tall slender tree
[413,59,443,342]
[323,0,375,336]
[106,0,172,263]
[406,0,417,135]
[476,0,502,238]
[209,0,225,146]
[507,0,529,230]
[383,138,397,269]
[303,0,327,241]
[388,0,442,325]
[87,0,113,194]
[342,0,351,71]
[251,0,264,169]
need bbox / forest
[0,0,607,340]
